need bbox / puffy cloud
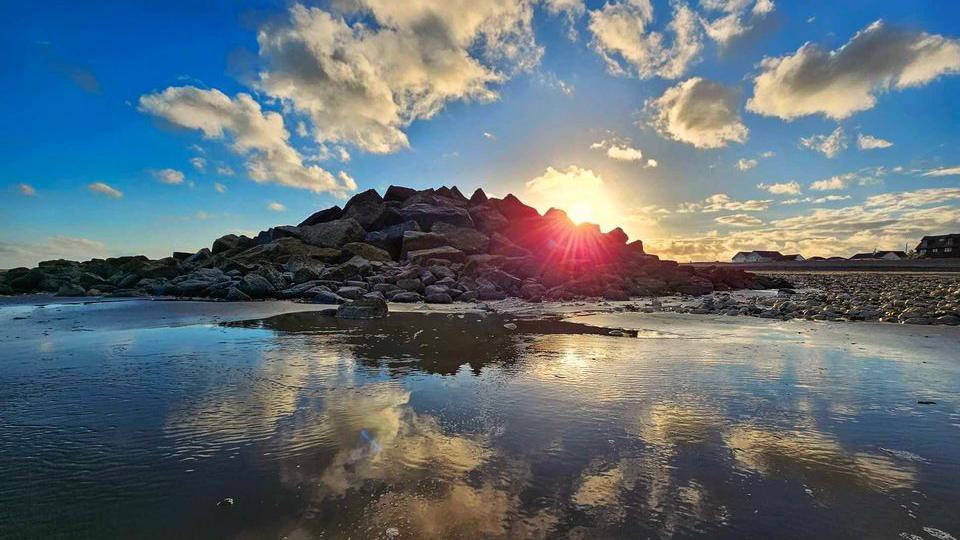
[256,2,540,154]
[591,138,645,162]
[88,182,122,198]
[781,194,851,205]
[799,126,846,158]
[527,165,603,194]
[736,158,757,170]
[17,183,36,196]
[189,156,206,171]
[747,21,960,120]
[154,168,185,185]
[646,158,658,168]
[544,0,586,39]
[0,235,108,268]
[216,165,235,176]
[760,150,775,158]
[922,166,960,177]
[677,193,772,213]
[267,201,287,212]
[214,182,227,194]
[139,86,356,195]
[857,133,893,150]
[700,0,775,46]
[809,168,887,191]
[645,77,748,148]
[757,181,801,195]
[483,132,497,141]
[715,213,762,227]
[525,165,621,228]
[588,0,702,79]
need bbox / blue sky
[3,0,960,266]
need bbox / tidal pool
[1,298,958,539]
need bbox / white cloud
[760,150,775,158]
[524,165,623,228]
[700,0,775,46]
[748,20,960,120]
[216,165,235,176]
[715,213,762,227]
[214,182,227,194]
[922,166,960,177]
[646,159,658,168]
[17,183,36,196]
[88,182,123,198]
[139,86,356,195]
[189,156,206,171]
[256,2,540,154]
[588,0,702,79]
[606,144,644,161]
[267,201,287,212]
[857,133,893,150]
[736,158,757,170]
[527,165,603,193]
[677,193,772,213]
[809,173,855,191]
[757,181,801,195]
[154,168,186,185]
[645,77,748,148]
[799,126,846,158]
[483,132,497,141]
[544,0,586,40]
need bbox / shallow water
[1,299,959,539]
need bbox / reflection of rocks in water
[227,311,636,376]
[725,425,918,492]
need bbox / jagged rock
[627,239,644,253]
[364,220,421,258]
[468,204,509,233]
[491,194,539,220]
[392,291,422,303]
[342,189,386,230]
[425,292,453,304]
[399,202,473,230]
[312,290,347,304]
[212,234,250,254]
[407,246,466,265]
[56,283,86,296]
[343,242,392,262]
[519,282,546,301]
[337,286,365,300]
[606,227,629,245]
[293,266,323,284]
[384,185,418,203]
[431,222,489,254]
[400,231,448,257]
[299,206,342,227]
[296,218,365,248]
[469,188,488,205]
[337,297,388,319]
[397,278,422,291]
[239,274,275,299]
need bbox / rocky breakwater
[0,185,788,304]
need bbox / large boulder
[239,274,275,299]
[384,185,418,203]
[491,194,539,220]
[337,297,388,319]
[343,242,392,262]
[212,234,252,254]
[232,237,342,265]
[400,231,448,257]
[407,246,466,265]
[341,189,386,230]
[297,218,365,248]
[399,202,474,231]
[431,222,489,254]
[364,220,421,258]
[298,205,343,227]
[468,204,509,233]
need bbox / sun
[566,201,597,225]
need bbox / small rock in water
[385,527,400,538]
[917,400,937,405]
[503,322,518,330]
[337,297,389,319]
[217,497,234,507]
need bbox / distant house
[732,250,785,263]
[916,234,960,258]
[850,251,907,261]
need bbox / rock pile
[0,185,788,303]
[647,272,960,325]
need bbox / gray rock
[298,206,342,227]
[293,266,322,284]
[297,218,365,248]
[55,283,86,296]
[239,274,275,299]
[391,291,422,303]
[397,278,422,291]
[312,290,347,304]
[425,292,453,304]
[424,284,449,296]
[407,246,466,265]
[225,287,252,302]
[398,202,474,230]
[337,296,389,319]
[337,286,365,300]
[400,231,448,257]
[430,222,489,254]
[342,242,392,262]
